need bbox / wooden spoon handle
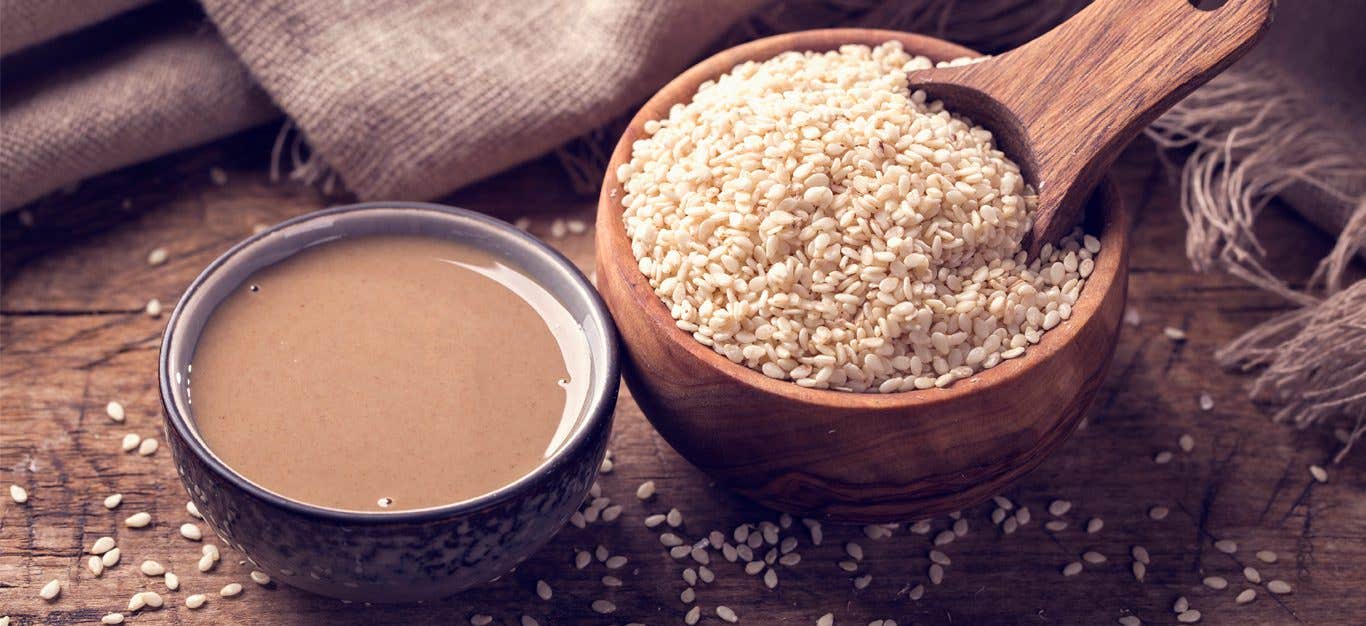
[909,0,1273,251]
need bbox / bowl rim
[595,28,1131,412]
[159,201,620,524]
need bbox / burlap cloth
[1,0,1362,455]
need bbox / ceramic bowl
[159,202,619,602]
[595,30,1130,522]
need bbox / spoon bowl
[596,29,1130,522]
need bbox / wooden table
[2,127,1362,625]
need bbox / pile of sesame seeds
[619,41,1100,392]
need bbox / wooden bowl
[594,29,1130,522]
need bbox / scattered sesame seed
[514,217,532,230]
[992,496,1015,510]
[933,530,956,546]
[666,508,683,527]
[671,545,692,559]
[106,401,126,421]
[128,593,146,612]
[716,606,739,623]
[1015,507,1032,525]
[147,248,168,266]
[102,548,121,568]
[141,591,164,608]
[1202,576,1228,590]
[1124,308,1142,326]
[536,579,552,600]
[929,563,944,585]
[1198,392,1214,411]
[567,219,588,234]
[644,513,666,528]
[1174,596,1189,613]
[1236,588,1257,604]
[1255,550,1278,563]
[1087,517,1104,533]
[1214,539,1237,554]
[186,594,207,609]
[125,512,152,528]
[220,583,243,597]
[602,505,623,522]
[250,570,271,585]
[929,550,951,566]
[549,218,568,239]
[9,485,27,504]
[846,542,864,561]
[635,481,656,500]
[121,433,141,452]
[698,566,715,583]
[853,574,872,589]
[606,555,628,569]
[591,599,615,614]
[599,457,613,473]
[198,555,216,572]
[137,438,159,456]
[910,520,932,535]
[764,568,779,589]
[88,555,104,577]
[1083,551,1107,564]
[1131,545,1150,564]
[952,518,968,537]
[569,511,586,528]
[1164,326,1187,341]
[837,560,858,573]
[90,536,117,554]
[104,493,123,509]
[1048,500,1072,516]
[139,560,165,576]
[1002,517,1018,534]
[521,616,539,626]
[1148,506,1169,520]
[1062,562,1083,577]
[1176,609,1201,623]
[681,587,696,603]
[1243,566,1261,584]
[1179,434,1195,452]
[1310,465,1328,483]
[685,605,701,625]
[180,523,203,541]
[991,508,1007,525]
[1117,617,1140,626]
[1154,451,1173,464]
[1132,561,1146,582]
[1045,520,1068,532]
[101,613,125,624]
[602,575,622,587]
[595,545,609,561]
[145,298,162,317]
[1266,580,1292,594]
[661,533,684,547]
[471,615,493,625]
[39,579,61,601]
[817,614,834,626]
[186,500,203,519]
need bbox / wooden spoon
[907,0,1273,254]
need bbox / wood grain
[594,29,1134,522]
[2,127,1363,625]
[907,0,1273,253]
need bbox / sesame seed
[681,587,696,603]
[1266,580,1292,594]
[934,530,956,546]
[670,545,692,559]
[1243,566,1261,583]
[103,494,122,509]
[125,512,152,528]
[521,616,539,626]
[186,594,207,609]
[1174,596,1189,612]
[198,555,216,572]
[186,500,203,519]
[145,298,162,317]
[929,564,944,585]
[471,615,493,625]
[764,568,779,589]
[716,606,738,623]
[1179,434,1195,452]
[599,457,613,473]
[1148,506,1169,520]
[698,566,714,583]
[141,591,164,608]
[147,248,168,266]
[8,485,27,504]
[90,536,116,554]
[140,560,165,576]
[106,401,126,421]
[39,579,61,601]
[661,533,684,547]
[817,614,834,626]
[1132,561,1146,582]
[1176,609,1201,623]
[1214,539,1237,554]
[1202,576,1228,590]
[1118,617,1140,626]
[1164,326,1187,341]
[591,599,615,614]
[1236,588,1257,604]
[780,536,798,554]
[514,217,531,230]
[1310,465,1328,483]
[636,481,656,500]
[137,438,158,456]
[991,508,1007,524]
[952,518,968,537]
[666,508,683,527]
[910,520,932,535]
[121,433,141,452]
[645,514,666,527]
[1154,451,1173,464]
[606,555,628,569]
[1198,392,1214,411]
[779,552,800,566]
[685,606,701,625]
[102,548,121,568]
[929,550,951,565]
[602,505,623,522]
[595,545,609,561]
[569,511,586,528]
[220,583,243,597]
[128,593,145,612]
[1003,517,1018,534]
[567,219,588,234]
[1048,500,1072,516]
[250,570,271,585]
[1255,550,1278,563]
[1083,551,1107,564]
[1131,545,1150,564]
[180,523,203,541]
[845,542,864,560]
[853,574,871,589]
[601,575,622,587]
[1086,517,1104,533]
[1062,562,1083,577]
[101,613,125,624]
[909,583,925,600]
[993,496,1015,510]
[1015,507,1032,525]
[88,555,104,576]
[1045,520,1068,532]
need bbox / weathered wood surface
[1,127,1362,625]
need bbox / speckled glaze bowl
[159,202,619,602]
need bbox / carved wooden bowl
[594,29,1130,522]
